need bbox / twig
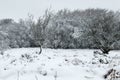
[35,75,38,80]
[54,71,57,80]
[17,71,20,80]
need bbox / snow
[0,48,119,80]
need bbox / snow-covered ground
[0,48,120,80]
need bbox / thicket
[1,8,120,54]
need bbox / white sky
[0,0,120,21]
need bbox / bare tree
[34,9,52,54]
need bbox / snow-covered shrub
[37,67,47,76]
[21,54,33,62]
[92,51,111,64]
[71,58,82,65]
[40,70,47,76]
[21,54,31,59]
[104,67,120,80]
[109,55,120,67]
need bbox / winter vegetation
[0,8,120,80]
[1,9,120,53]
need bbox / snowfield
[0,48,120,80]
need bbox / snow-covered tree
[80,9,120,54]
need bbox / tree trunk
[39,43,42,54]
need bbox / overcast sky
[0,0,120,21]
